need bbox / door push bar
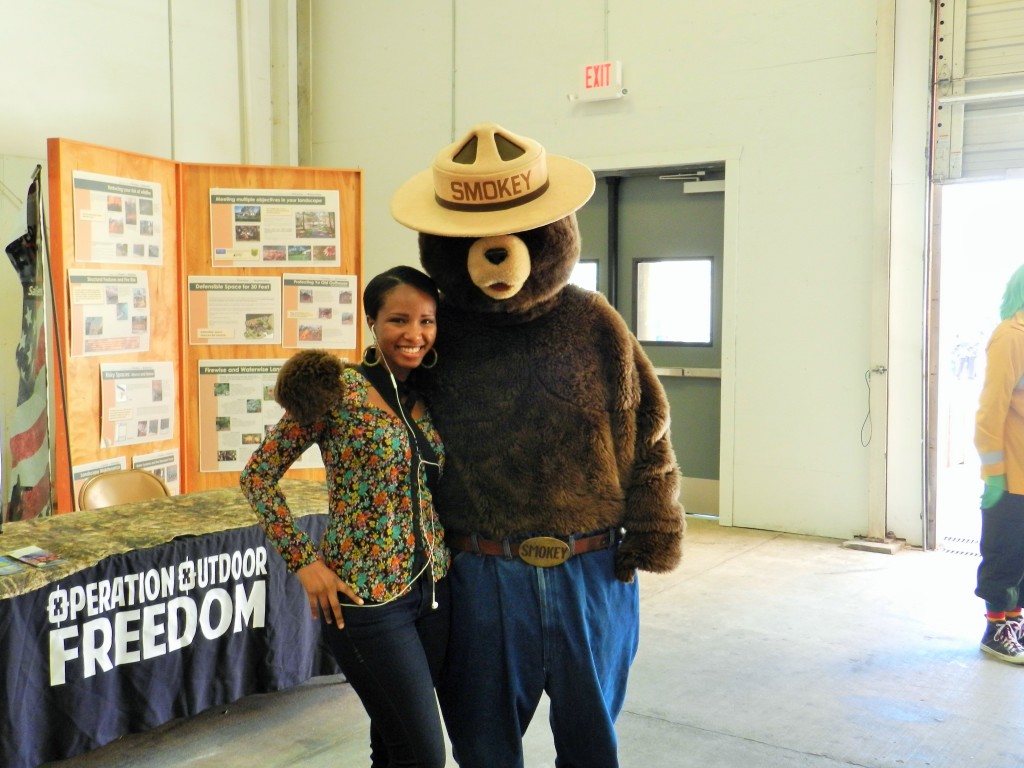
[652,367,721,379]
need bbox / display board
[178,163,362,493]
[46,139,362,510]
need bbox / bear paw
[614,529,683,582]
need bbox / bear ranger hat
[390,122,596,238]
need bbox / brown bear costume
[392,123,684,768]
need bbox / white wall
[0,1,933,543]
[0,0,276,514]
[887,1,934,544]
[308,0,933,543]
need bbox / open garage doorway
[933,180,1024,553]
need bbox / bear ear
[274,350,344,424]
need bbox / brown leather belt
[447,529,621,567]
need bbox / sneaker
[981,621,1024,664]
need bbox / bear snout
[468,234,532,300]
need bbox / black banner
[0,515,338,768]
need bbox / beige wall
[0,0,272,514]
[308,0,933,543]
[0,0,933,544]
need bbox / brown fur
[420,216,580,322]
[418,213,685,580]
[273,350,344,425]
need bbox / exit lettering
[585,62,613,90]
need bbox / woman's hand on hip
[295,559,363,627]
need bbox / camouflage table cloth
[0,479,327,600]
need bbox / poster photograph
[281,273,358,349]
[67,269,151,356]
[132,448,181,496]
[196,360,324,473]
[98,362,176,448]
[209,188,341,268]
[187,275,282,345]
[71,170,163,265]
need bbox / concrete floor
[43,516,1024,768]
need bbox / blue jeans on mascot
[439,544,640,768]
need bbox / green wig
[1001,264,1024,320]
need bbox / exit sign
[573,60,624,102]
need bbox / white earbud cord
[343,329,440,611]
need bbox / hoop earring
[361,346,381,367]
[420,348,439,369]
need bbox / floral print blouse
[240,366,450,602]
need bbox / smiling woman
[365,272,439,381]
[240,265,450,768]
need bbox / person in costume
[976,263,1024,664]
[391,123,685,767]
[240,266,451,767]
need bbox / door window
[634,257,712,345]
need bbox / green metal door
[576,170,724,515]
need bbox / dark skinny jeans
[321,575,450,768]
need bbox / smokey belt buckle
[448,529,618,566]
[517,536,571,567]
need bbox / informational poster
[187,275,282,345]
[98,362,176,447]
[209,188,341,268]
[282,272,358,349]
[71,456,128,510]
[68,269,151,356]
[71,170,163,265]
[132,448,181,495]
[197,359,324,473]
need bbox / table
[0,480,339,768]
